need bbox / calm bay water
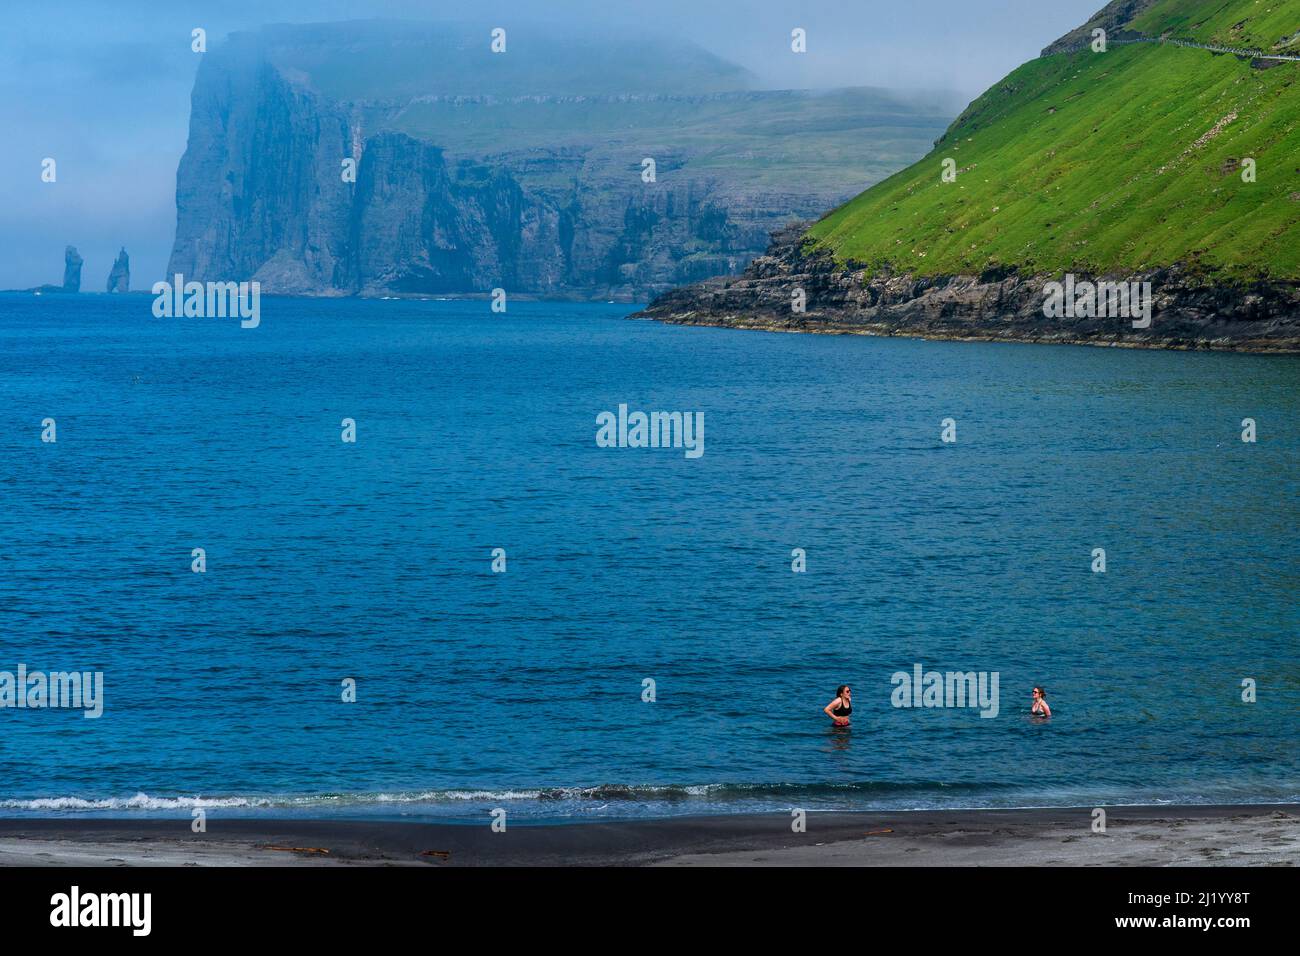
[0,293,1296,821]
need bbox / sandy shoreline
[0,804,1295,867]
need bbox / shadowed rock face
[107,248,129,293]
[165,22,957,300]
[62,246,82,292]
[636,225,1300,352]
[1039,0,1157,55]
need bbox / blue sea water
[0,292,1296,822]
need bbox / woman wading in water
[824,685,852,726]
[1031,686,1052,717]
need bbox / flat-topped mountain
[166,21,960,300]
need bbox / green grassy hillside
[1129,0,1300,52]
[808,0,1300,282]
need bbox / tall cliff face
[340,132,568,295]
[170,57,355,295]
[167,22,957,300]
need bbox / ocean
[0,292,1296,822]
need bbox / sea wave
[2,793,275,811]
[0,780,1013,813]
[3,779,1292,816]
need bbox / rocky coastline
[635,224,1300,353]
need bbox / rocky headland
[637,0,1300,352]
[637,225,1300,352]
[165,21,958,300]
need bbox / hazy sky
[0,0,1103,290]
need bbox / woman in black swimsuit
[824,684,852,726]
[1031,686,1051,717]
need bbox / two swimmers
[822,683,1052,722]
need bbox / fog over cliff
[0,0,1103,291]
[167,21,966,299]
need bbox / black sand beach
[1,804,1295,867]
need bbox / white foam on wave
[1,792,273,811]
[0,784,732,812]
[9,783,1286,815]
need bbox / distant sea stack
[62,246,83,292]
[106,248,130,293]
[166,21,959,300]
[638,0,1300,352]
[21,245,84,294]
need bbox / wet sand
[0,804,1295,866]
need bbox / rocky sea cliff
[167,22,955,301]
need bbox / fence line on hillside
[1052,33,1300,62]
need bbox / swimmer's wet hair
[836,685,849,697]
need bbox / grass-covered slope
[807,0,1300,282]
[1129,0,1300,52]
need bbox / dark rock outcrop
[1040,0,1157,55]
[106,248,129,293]
[636,225,1300,352]
[62,246,83,292]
